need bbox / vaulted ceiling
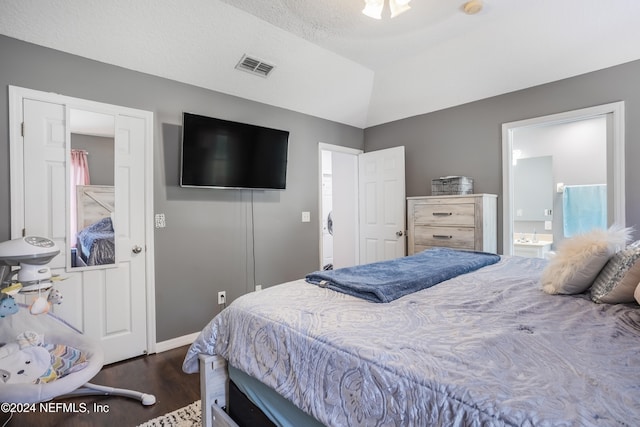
[2,0,640,128]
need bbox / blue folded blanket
[305,247,500,303]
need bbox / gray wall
[0,35,364,341]
[365,60,640,252]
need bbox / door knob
[396,231,404,237]
[132,245,143,254]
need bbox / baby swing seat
[0,304,155,405]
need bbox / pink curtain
[70,149,90,246]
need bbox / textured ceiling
[2,0,640,128]
[221,0,488,69]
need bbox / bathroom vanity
[513,233,553,258]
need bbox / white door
[331,151,359,269]
[358,146,406,264]
[11,87,154,364]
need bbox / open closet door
[358,146,406,264]
[11,87,154,364]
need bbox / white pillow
[634,282,640,305]
[540,226,632,295]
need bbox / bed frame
[199,354,237,427]
[76,184,114,229]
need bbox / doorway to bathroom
[502,102,625,257]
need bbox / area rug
[137,400,201,427]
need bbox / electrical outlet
[255,285,262,292]
[301,211,311,222]
[217,291,226,305]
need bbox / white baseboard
[155,332,200,353]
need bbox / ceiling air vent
[235,55,275,78]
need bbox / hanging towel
[562,184,607,237]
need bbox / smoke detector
[463,0,483,15]
[235,54,275,78]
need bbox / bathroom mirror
[68,109,117,269]
[513,156,553,222]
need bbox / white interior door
[358,146,406,264]
[21,100,67,268]
[331,151,359,269]
[11,87,154,364]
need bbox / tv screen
[180,112,289,190]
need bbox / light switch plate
[155,213,166,228]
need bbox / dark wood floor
[3,345,200,427]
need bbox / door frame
[501,101,625,255]
[8,85,157,354]
[318,143,362,269]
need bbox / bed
[74,185,115,266]
[183,241,640,427]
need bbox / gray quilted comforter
[183,256,640,426]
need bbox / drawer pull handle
[432,212,453,216]
[433,234,453,239]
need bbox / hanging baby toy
[0,236,63,316]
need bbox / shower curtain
[70,149,91,247]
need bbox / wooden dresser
[407,194,498,255]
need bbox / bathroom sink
[514,240,552,247]
[513,239,553,258]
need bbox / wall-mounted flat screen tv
[180,112,289,190]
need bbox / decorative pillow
[590,241,640,304]
[540,226,631,295]
[635,282,640,305]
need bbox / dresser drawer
[413,203,475,226]
[413,226,475,250]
